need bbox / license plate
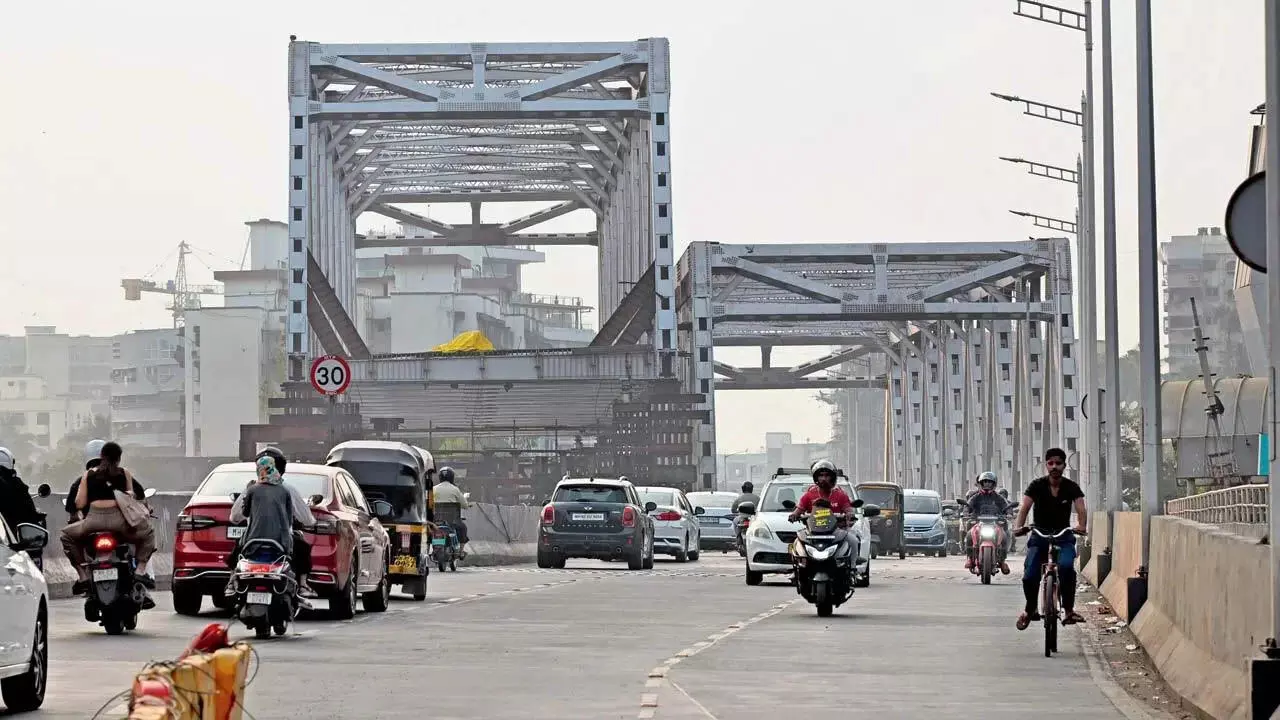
[92,568,117,582]
[905,532,924,539]
[572,513,605,522]
[227,526,246,539]
[391,555,418,572]
[698,516,720,525]
[246,592,272,605]
[431,538,447,546]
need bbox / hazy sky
[0,1,1263,452]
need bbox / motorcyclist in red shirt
[787,460,854,522]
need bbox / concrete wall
[34,492,540,597]
[1105,514,1270,720]
[1081,510,1110,585]
[1098,511,1144,622]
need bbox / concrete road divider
[34,492,541,598]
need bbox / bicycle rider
[1013,447,1088,630]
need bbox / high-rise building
[1160,227,1250,380]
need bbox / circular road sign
[310,355,351,396]
[1225,171,1267,273]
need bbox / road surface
[27,552,1138,719]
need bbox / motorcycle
[431,522,461,572]
[733,512,752,557]
[785,499,869,617]
[82,487,159,635]
[968,515,1010,584]
[229,538,309,639]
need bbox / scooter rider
[787,460,854,524]
[962,471,1012,574]
[431,467,470,558]
[226,447,317,598]
[731,482,758,513]
[0,448,39,530]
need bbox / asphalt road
[24,552,1140,720]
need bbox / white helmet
[84,439,107,464]
[977,471,998,487]
[0,447,13,472]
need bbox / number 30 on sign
[310,355,351,396]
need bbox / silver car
[686,491,739,552]
[637,486,704,562]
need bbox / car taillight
[655,511,682,521]
[622,506,636,528]
[176,514,217,531]
[93,535,117,552]
[541,505,555,525]
[311,512,338,535]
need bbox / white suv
[0,517,50,712]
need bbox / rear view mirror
[13,523,48,551]
[862,504,881,518]
[781,500,796,511]
[644,501,658,512]
[370,499,394,520]
[694,506,705,516]
[36,484,51,498]
[737,502,756,516]
[852,498,864,509]
[309,494,325,506]
[143,488,158,498]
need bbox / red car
[172,462,391,619]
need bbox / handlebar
[1014,526,1085,539]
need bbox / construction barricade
[124,624,253,720]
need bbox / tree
[35,415,111,485]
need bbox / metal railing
[1165,483,1269,525]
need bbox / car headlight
[979,526,997,540]
[751,523,774,541]
[932,518,944,531]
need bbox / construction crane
[121,241,223,328]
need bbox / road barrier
[1097,511,1268,720]
[1165,483,1268,539]
[35,492,540,599]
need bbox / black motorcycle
[785,498,879,617]
[229,538,308,639]
[81,488,157,635]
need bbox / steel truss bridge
[284,38,1082,499]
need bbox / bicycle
[1014,525,1084,657]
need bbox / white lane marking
[636,599,797,718]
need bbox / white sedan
[0,515,50,712]
[637,486,703,562]
[742,477,872,587]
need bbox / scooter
[81,488,158,635]
[431,522,461,572]
[733,512,751,557]
[229,538,309,639]
[785,498,877,617]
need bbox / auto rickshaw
[854,482,905,560]
[326,440,430,601]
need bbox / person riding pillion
[60,441,158,597]
[731,481,759,514]
[1014,447,1088,630]
[228,449,317,597]
[787,460,854,524]
[66,439,147,523]
[432,467,470,558]
[962,471,1012,574]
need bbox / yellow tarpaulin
[432,330,495,353]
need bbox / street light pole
[1100,0,1124,543]
[1264,0,1280,656]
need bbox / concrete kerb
[33,492,541,599]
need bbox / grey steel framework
[286,38,674,378]
[677,240,1079,499]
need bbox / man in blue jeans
[1013,447,1088,630]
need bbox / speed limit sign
[310,355,351,396]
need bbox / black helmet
[256,446,287,475]
[741,481,753,493]
[811,459,837,481]
[438,466,456,483]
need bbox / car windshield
[638,489,676,507]
[554,485,629,503]
[905,495,942,514]
[687,493,734,509]
[759,481,854,512]
[196,470,330,501]
[858,487,899,509]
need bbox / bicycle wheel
[1041,572,1058,657]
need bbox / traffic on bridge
[0,0,1275,718]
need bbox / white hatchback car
[636,486,703,562]
[0,516,50,712]
[743,475,872,587]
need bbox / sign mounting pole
[310,355,352,448]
